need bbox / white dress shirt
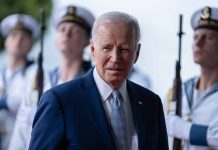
[93,68,138,150]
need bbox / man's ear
[134,43,141,63]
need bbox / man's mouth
[107,68,123,71]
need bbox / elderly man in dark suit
[29,11,169,150]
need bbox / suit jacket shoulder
[127,80,162,107]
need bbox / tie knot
[112,90,121,99]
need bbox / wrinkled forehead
[91,22,137,49]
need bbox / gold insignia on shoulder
[67,6,76,15]
[201,7,211,19]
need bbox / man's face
[90,22,140,89]
[56,22,89,58]
[193,28,218,68]
[5,30,32,58]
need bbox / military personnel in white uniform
[166,6,218,150]
[9,4,95,150]
[128,67,151,89]
[0,14,38,149]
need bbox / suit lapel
[80,70,116,150]
[127,81,147,149]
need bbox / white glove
[166,115,192,140]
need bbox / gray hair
[91,11,141,43]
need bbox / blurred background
[0,0,217,100]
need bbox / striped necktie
[111,90,127,150]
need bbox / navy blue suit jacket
[29,69,169,150]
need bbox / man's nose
[194,36,204,47]
[15,35,23,44]
[110,49,120,62]
[64,29,71,37]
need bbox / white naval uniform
[0,62,35,150]
[8,64,91,150]
[8,65,50,150]
[167,77,218,150]
[128,68,151,89]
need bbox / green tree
[0,0,52,51]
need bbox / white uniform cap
[52,4,95,36]
[0,14,39,38]
[191,6,218,31]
